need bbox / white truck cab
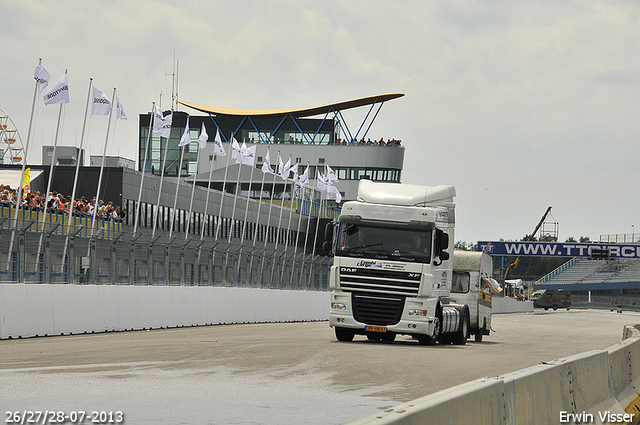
[327,180,475,345]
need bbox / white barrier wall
[350,324,640,425]
[0,284,330,339]
[492,297,534,314]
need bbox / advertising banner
[478,241,640,259]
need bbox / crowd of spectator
[0,184,126,222]
[334,137,402,146]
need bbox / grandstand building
[0,94,404,253]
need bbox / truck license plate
[365,326,387,333]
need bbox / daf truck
[327,180,474,345]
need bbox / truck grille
[352,293,404,326]
[339,267,421,297]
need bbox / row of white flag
[155,112,342,202]
[33,61,341,203]
[35,64,127,119]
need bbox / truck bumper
[329,311,435,337]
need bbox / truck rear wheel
[335,327,355,342]
[453,307,469,345]
[475,318,487,342]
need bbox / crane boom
[504,206,552,280]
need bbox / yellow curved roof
[177,93,404,118]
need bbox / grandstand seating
[541,258,640,285]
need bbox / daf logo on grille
[341,267,357,273]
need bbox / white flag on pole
[91,86,111,115]
[326,164,338,182]
[34,65,50,94]
[235,141,248,164]
[213,128,226,156]
[197,123,208,149]
[231,137,241,160]
[116,94,127,120]
[261,150,274,173]
[238,145,256,166]
[43,74,69,105]
[328,183,342,203]
[290,163,299,183]
[178,118,190,147]
[279,157,292,180]
[152,105,172,138]
[298,166,309,187]
[316,171,328,191]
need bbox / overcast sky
[1,0,639,244]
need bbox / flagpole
[8,59,44,273]
[201,127,219,240]
[264,151,279,248]
[252,146,270,246]
[240,150,256,244]
[185,143,201,240]
[302,170,315,257]
[34,88,65,267]
[274,158,288,251]
[59,78,92,275]
[293,162,310,256]
[91,87,116,234]
[169,145,186,238]
[133,102,155,234]
[228,144,242,244]
[283,154,296,251]
[14,59,43,227]
[65,78,93,232]
[215,132,233,241]
[152,117,173,238]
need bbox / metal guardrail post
[111,231,125,284]
[193,240,205,285]
[18,220,35,283]
[180,239,190,285]
[148,235,161,285]
[89,229,103,284]
[43,223,60,284]
[68,226,83,284]
[164,237,176,285]
[129,233,143,284]
[209,242,218,286]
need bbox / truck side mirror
[434,229,450,265]
[324,222,334,242]
[322,241,332,255]
[439,231,449,250]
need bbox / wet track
[1,309,638,424]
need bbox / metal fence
[0,219,331,290]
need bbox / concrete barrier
[492,297,534,314]
[0,283,330,339]
[350,327,640,425]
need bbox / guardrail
[0,220,331,289]
[350,325,640,425]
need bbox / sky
[1,0,639,244]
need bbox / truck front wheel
[418,311,441,345]
[335,327,355,342]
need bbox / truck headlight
[331,303,346,310]
[408,309,428,316]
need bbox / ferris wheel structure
[0,107,25,165]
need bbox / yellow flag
[22,167,30,198]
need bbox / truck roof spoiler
[357,180,456,207]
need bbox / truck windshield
[335,223,432,263]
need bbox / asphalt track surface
[1,309,639,424]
